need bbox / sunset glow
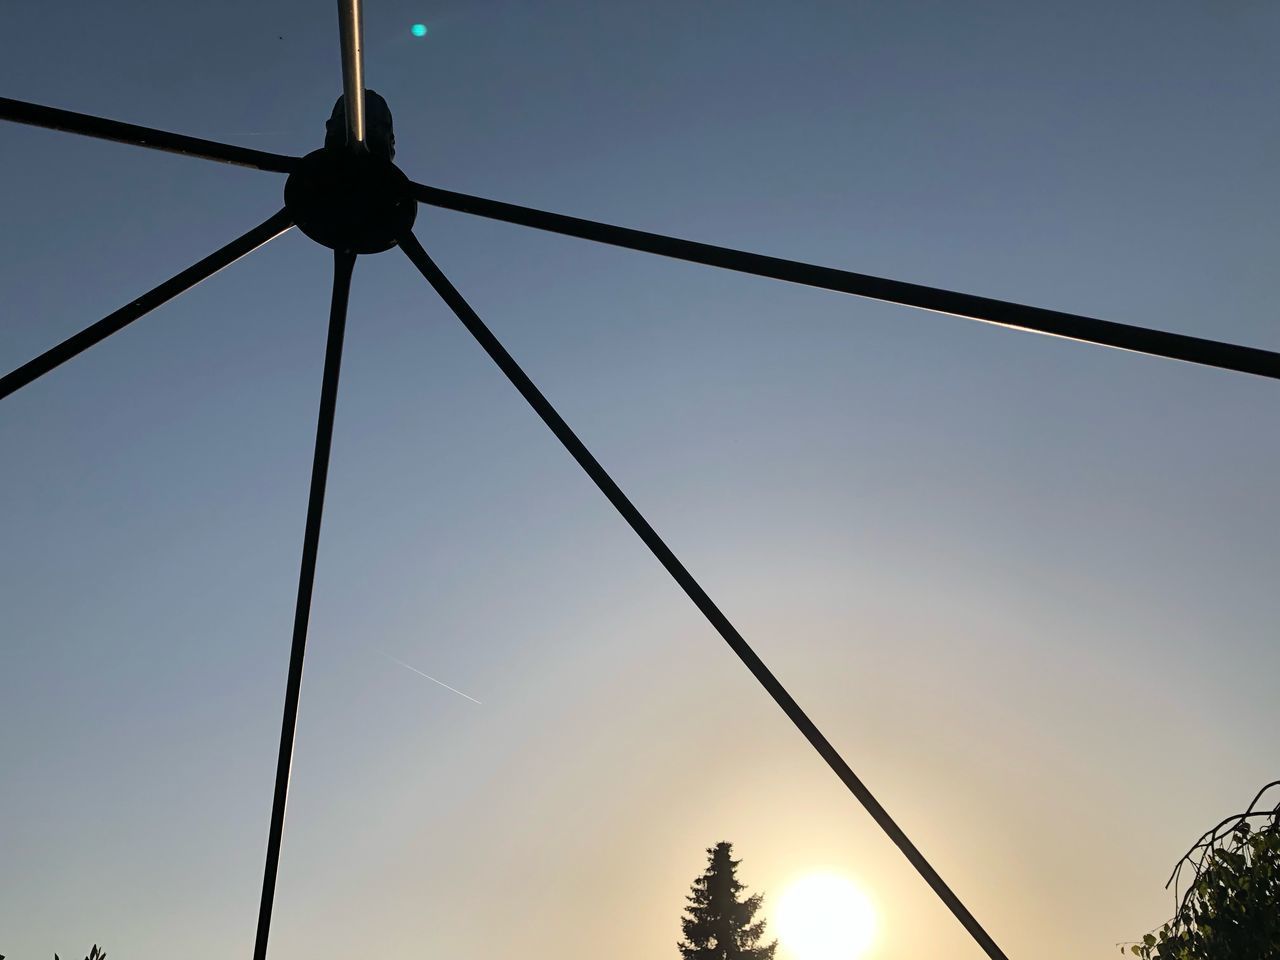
[776,873,877,960]
[3,5,1277,960]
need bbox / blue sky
[2,2,1278,959]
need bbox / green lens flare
[410,23,427,37]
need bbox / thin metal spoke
[411,181,1280,381]
[0,210,294,402]
[0,96,297,173]
[398,231,1011,960]
[252,249,356,960]
[336,0,367,150]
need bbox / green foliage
[2,944,105,960]
[1126,783,1280,960]
[679,842,777,960]
[54,947,106,960]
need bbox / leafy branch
[1125,780,1280,960]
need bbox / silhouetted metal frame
[0,96,297,172]
[6,36,1280,960]
[399,232,1012,960]
[3,91,1277,378]
[410,182,1280,381]
[0,210,294,400]
[252,250,356,960]
[336,0,367,149]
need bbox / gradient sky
[2,2,1279,959]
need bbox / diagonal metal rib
[411,181,1280,381]
[398,230,1011,960]
[0,96,298,173]
[0,209,294,402]
[252,249,356,960]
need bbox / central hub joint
[284,91,416,254]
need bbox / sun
[775,872,877,960]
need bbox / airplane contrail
[383,653,482,705]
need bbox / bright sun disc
[776,873,877,960]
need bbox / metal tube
[0,97,297,173]
[0,210,294,402]
[398,231,1012,960]
[251,250,356,960]
[336,0,367,150]
[410,181,1280,382]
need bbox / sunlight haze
[2,2,1278,959]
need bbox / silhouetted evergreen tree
[679,842,777,960]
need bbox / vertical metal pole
[336,0,367,150]
[251,250,356,960]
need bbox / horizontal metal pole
[0,209,294,401]
[411,182,1280,381]
[1,97,298,173]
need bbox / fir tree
[679,842,777,960]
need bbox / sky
[2,2,1279,959]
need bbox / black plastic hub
[284,146,416,254]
